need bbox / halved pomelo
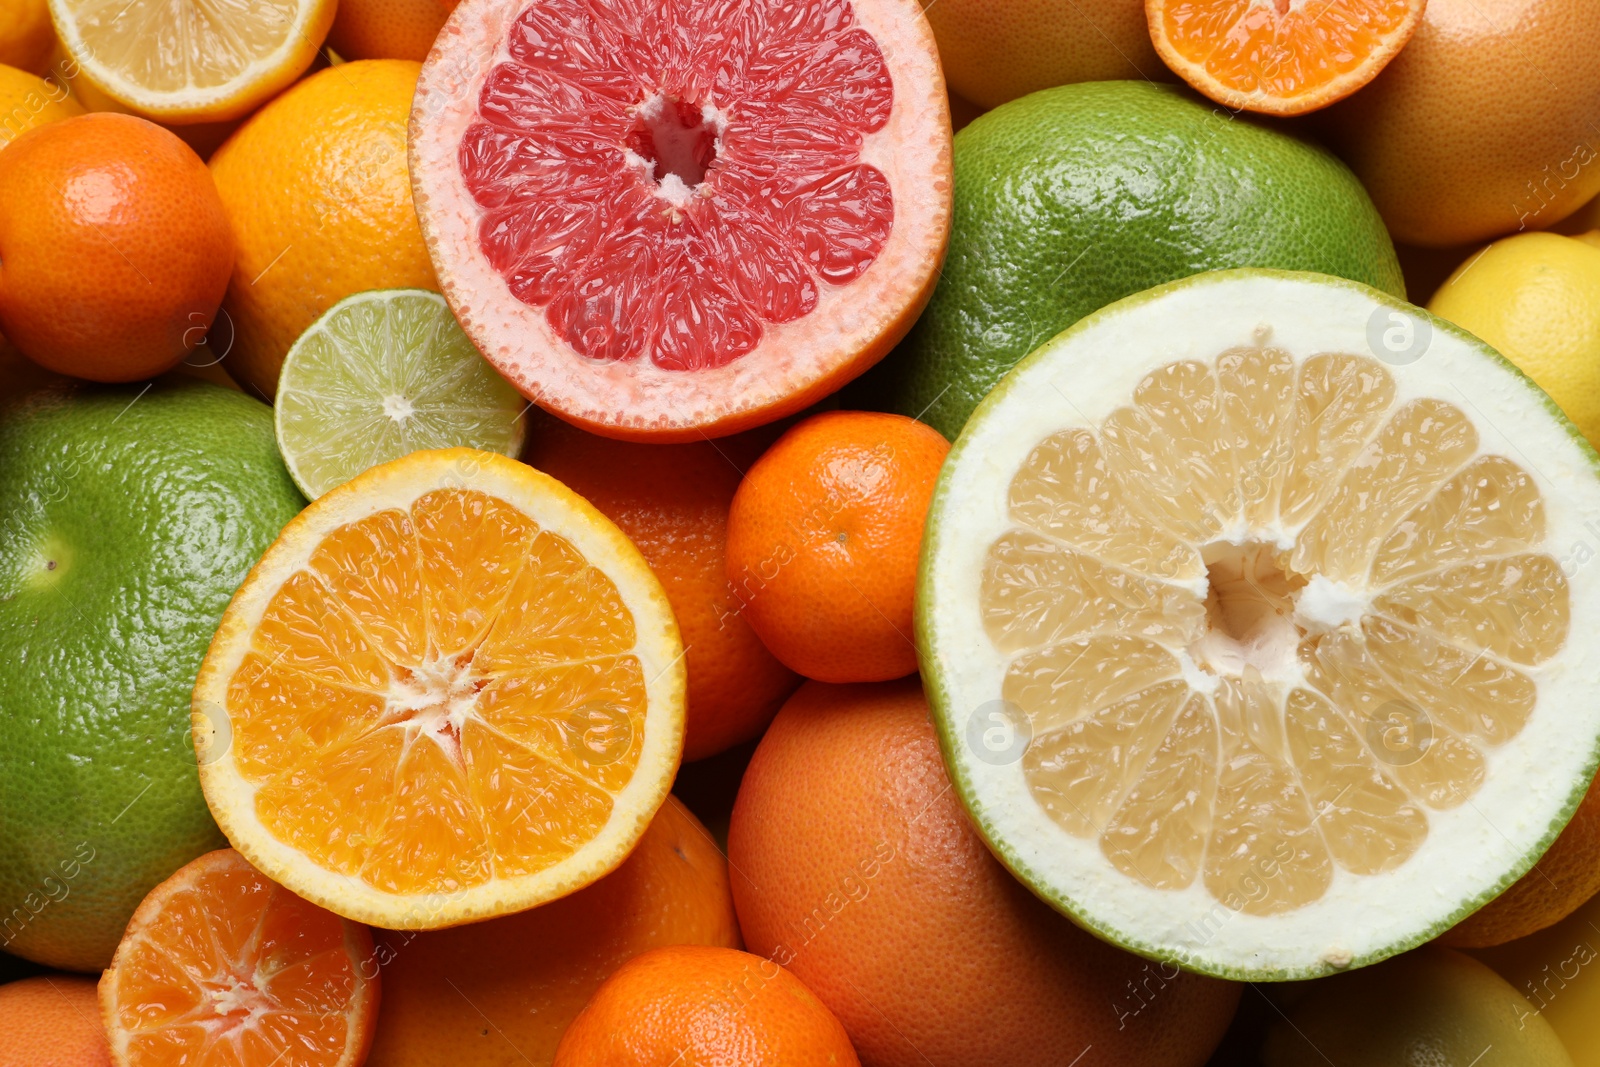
[193,448,685,929]
[409,0,952,441]
[918,269,1600,980]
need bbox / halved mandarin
[192,448,685,929]
[1145,0,1426,116]
[99,849,379,1067]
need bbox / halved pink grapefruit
[410,0,952,440]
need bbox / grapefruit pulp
[410,0,952,440]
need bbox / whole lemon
[1428,231,1600,449]
[1475,891,1600,1067]
[208,60,438,399]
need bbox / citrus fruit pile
[4,0,1600,1064]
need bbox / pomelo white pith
[918,269,1600,981]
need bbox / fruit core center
[382,394,415,422]
[627,92,725,207]
[388,653,485,764]
[204,973,269,1028]
[1189,541,1307,679]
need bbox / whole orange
[328,0,459,61]
[0,113,233,382]
[1440,772,1600,948]
[365,796,741,1067]
[553,945,859,1067]
[1317,0,1600,247]
[208,60,438,400]
[728,679,1241,1067]
[0,976,111,1067]
[725,411,948,683]
[524,416,799,762]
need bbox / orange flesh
[227,489,645,896]
[1155,0,1418,102]
[106,854,371,1067]
[983,349,1569,915]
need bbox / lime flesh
[275,289,527,499]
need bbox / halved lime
[918,268,1600,981]
[275,290,527,499]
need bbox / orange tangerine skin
[328,0,459,61]
[0,976,112,1067]
[0,113,234,382]
[524,416,800,762]
[366,797,740,1067]
[728,679,1241,1067]
[725,411,949,684]
[553,945,859,1067]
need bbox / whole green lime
[1265,947,1573,1067]
[861,81,1405,438]
[0,381,304,971]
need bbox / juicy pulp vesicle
[983,346,1568,917]
[460,0,896,371]
[225,488,647,897]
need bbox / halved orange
[1145,0,1426,116]
[99,848,380,1067]
[192,448,686,929]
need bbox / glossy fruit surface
[0,113,234,382]
[729,678,1240,1066]
[193,449,686,929]
[99,849,380,1067]
[524,414,799,762]
[209,60,438,400]
[1146,0,1425,115]
[725,411,948,683]
[0,381,303,971]
[553,945,859,1067]
[1317,0,1600,247]
[410,0,952,439]
[365,796,739,1067]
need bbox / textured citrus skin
[1264,948,1573,1066]
[862,81,1404,439]
[0,976,112,1066]
[0,381,304,971]
[328,0,459,61]
[728,679,1241,1067]
[1316,0,1600,247]
[1427,231,1600,450]
[1440,775,1600,948]
[922,0,1167,109]
[0,113,234,382]
[209,60,438,400]
[553,945,858,1067]
[0,0,53,74]
[366,797,740,1067]
[725,411,948,683]
[523,416,799,762]
[0,64,83,151]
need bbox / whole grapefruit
[1317,0,1600,247]
[728,678,1240,1067]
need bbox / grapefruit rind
[408,0,952,441]
[917,268,1600,981]
[193,448,686,930]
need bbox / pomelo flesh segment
[461,0,893,371]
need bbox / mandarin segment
[475,658,647,794]
[475,530,637,670]
[255,731,406,880]
[253,571,393,691]
[411,488,541,654]
[461,724,615,877]
[308,509,430,668]
[359,739,493,896]
[227,654,386,782]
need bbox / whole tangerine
[725,411,948,683]
[0,976,112,1067]
[0,113,234,382]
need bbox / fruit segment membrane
[225,489,646,897]
[106,853,368,1066]
[982,349,1569,915]
[461,0,895,370]
[1154,0,1417,97]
